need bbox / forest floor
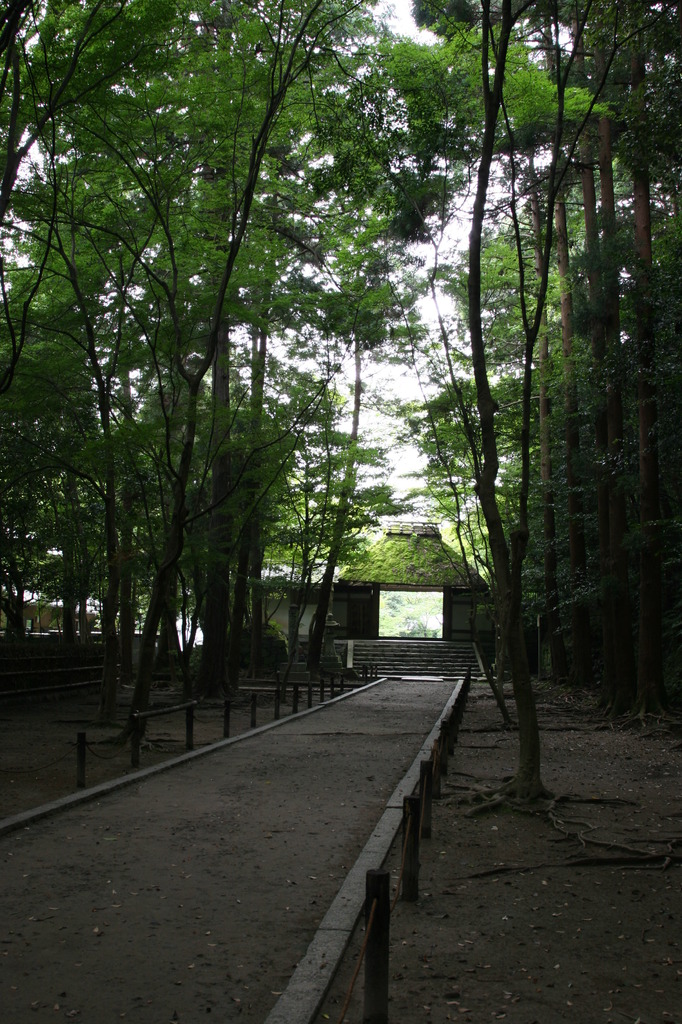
[0,685,268,819]
[321,682,682,1024]
[2,680,682,1024]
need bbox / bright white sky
[379,0,430,39]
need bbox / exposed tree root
[463,793,507,816]
[447,787,641,826]
[497,775,554,802]
[607,707,682,733]
[446,787,679,868]
[451,777,554,815]
[447,850,682,882]
[550,794,639,807]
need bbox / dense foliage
[1,2,680,757]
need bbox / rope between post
[84,740,123,761]
[391,813,412,913]
[335,896,378,1024]
[336,800,418,1018]
[0,747,72,774]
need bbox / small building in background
[333,522,490,642]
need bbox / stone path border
[264,677,465,1024]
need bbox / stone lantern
[320,590,344,673]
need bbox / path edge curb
[264,676,466,1024]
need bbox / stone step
[348,639,478,677]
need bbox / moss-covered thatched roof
[339,523,473,589]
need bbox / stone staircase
[347,638,480,678]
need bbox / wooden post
[402,794,420,901]
[250,692,257,729]
[292,682,299,714]
[439,720,449,776]
[223,700,231,738]
[76,732,86,789]
[330,674,335,699]
[450,706,459,743]
[446,708,456,754]
[363,870,390,1024]
[274,686,280,720]
[320,676,325,702]
[431,737,441,799]
[307,679,313,708]
[185,704,194,751]
[419,759,433,839]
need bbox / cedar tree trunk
[631,51,665,712]
[580,142,618,706]
[598,109,637,713]
[555,197,593,687]
[531,184,568,682]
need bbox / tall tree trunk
[598,108,637,713]
[196,545,230,697]
[127,560,173,728]
[196,326,232,699]
[555,197,593,687]
[123,386,201,734]
[68,480,92,644]
[579,140,617,707]
[538,324,568,682]
[451,486,511,726]
[307,336,363,677]
[248,517,264,679]
[226,533,250,692]
[118,517,134,688]
[61,481,78,645]
[467,0,544,799]
[225,323,268,691]
[118,369,135,688]
[78,596,91,642]
[58,235,120,722]
[631,51,665,712]
[62,602,77,644]
[530,183,568,683]
[96,447,120,722]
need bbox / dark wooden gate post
[402,794,420,901]
[364,869,390,1024]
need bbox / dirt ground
[0,686,271,819]
[2,681,682,1024]
[320,684,682,1024]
